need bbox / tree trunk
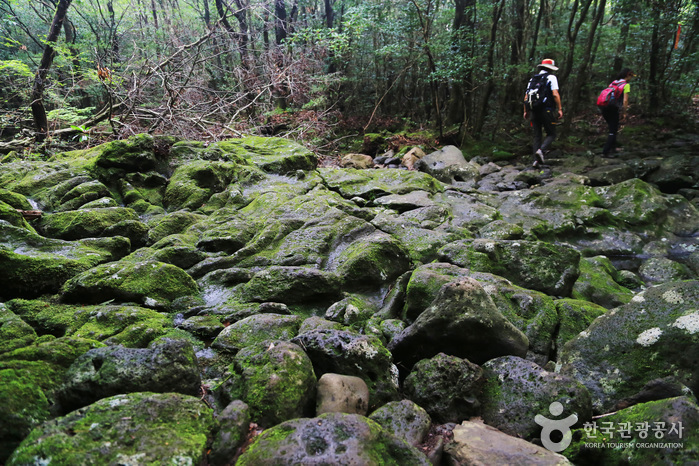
[31,0,73,139]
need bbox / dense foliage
[1,0,698,148]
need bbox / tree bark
[31,0,73,139]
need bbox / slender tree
[31,0,73,139]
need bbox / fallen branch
[17,209,43,219]
[0,137,34,154]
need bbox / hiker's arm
[622,92,629,120]
[552,89,563,119]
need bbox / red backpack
[597,79,626,108]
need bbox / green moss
[8,392,214,465]
[0,369,50,461]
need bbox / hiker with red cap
[523,58,563,167]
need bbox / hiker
[598,68,634,157]
[523,59,563,167]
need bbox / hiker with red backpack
[523,58,564,167]
[597,69,635,157]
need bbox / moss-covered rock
[0,369,50,463]
[403,353,483,424]
[572,256,635,308]
[56,338,201,412]
[438,239,581,297]
[146,210,206,244]
[0,223,129,300]
[319,167,444,200]
[217,340,316,427]
[7,392,214,465]
[0,188,33,210]
[558,280,699,413]
[389,277,529,369]
[61,259,199,309]
[292,329,399,409]
[0,306,37,354]
[236,412,430,465]
[564,396,699,465]
[328,231,412,288]
[37,207,139,241]
[56,180,111,211]
[212,314,301,352]
[368,399,432,447]
[239,266,342,305]
[163,160,263,210]
[0,201,34,230]
[552,299,606,360]
[481,355,591,440]
[70,305,172,347]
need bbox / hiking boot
[535,149,545,165]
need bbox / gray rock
[445,420,573,465]
[403,353,483,423]
[389,277,529,368]
[208,400,251,466]
[57,338,201,412]
[369,399,431,446]
[639,256,694,284]
[558,280,699,413]
[316,373,369,416]
[415,145,480,184]
[235,413,430,465]
[481,356,592,440]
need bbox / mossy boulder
[60,259,199,309]
[327,231,412,288]
[564,396,699,465]
[208,400,251,466]
[371,208,459,263]
[217,340,316,427]
[558,280,699,413]
[572,256,635,308]
[480,355,592,440]
[292,329,399,409]
[403,353,484,424]
[146,210,206,244]
[552,299,606,360]
[56,338,201,412]
[239,266,342,305]
[216,136,318,173]
[70,305,172,347]
[7,392,214,465]
[0,201,34,230]
[402,263,472,322]
[0,306,37,354]
[55,180,111,211]
[389,277,529,369]
[319,167,444,200]
[236,412,430,465]
[37,207,139,241]
[0,223,129,300]
[163,160,263,210]
[0,369,50,463]
[368,400,432,447]
[438,239,581,297]
[0,188,33,210]
[212,314,302,352]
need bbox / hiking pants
[601,106,620,155]
[531,109,556,154]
